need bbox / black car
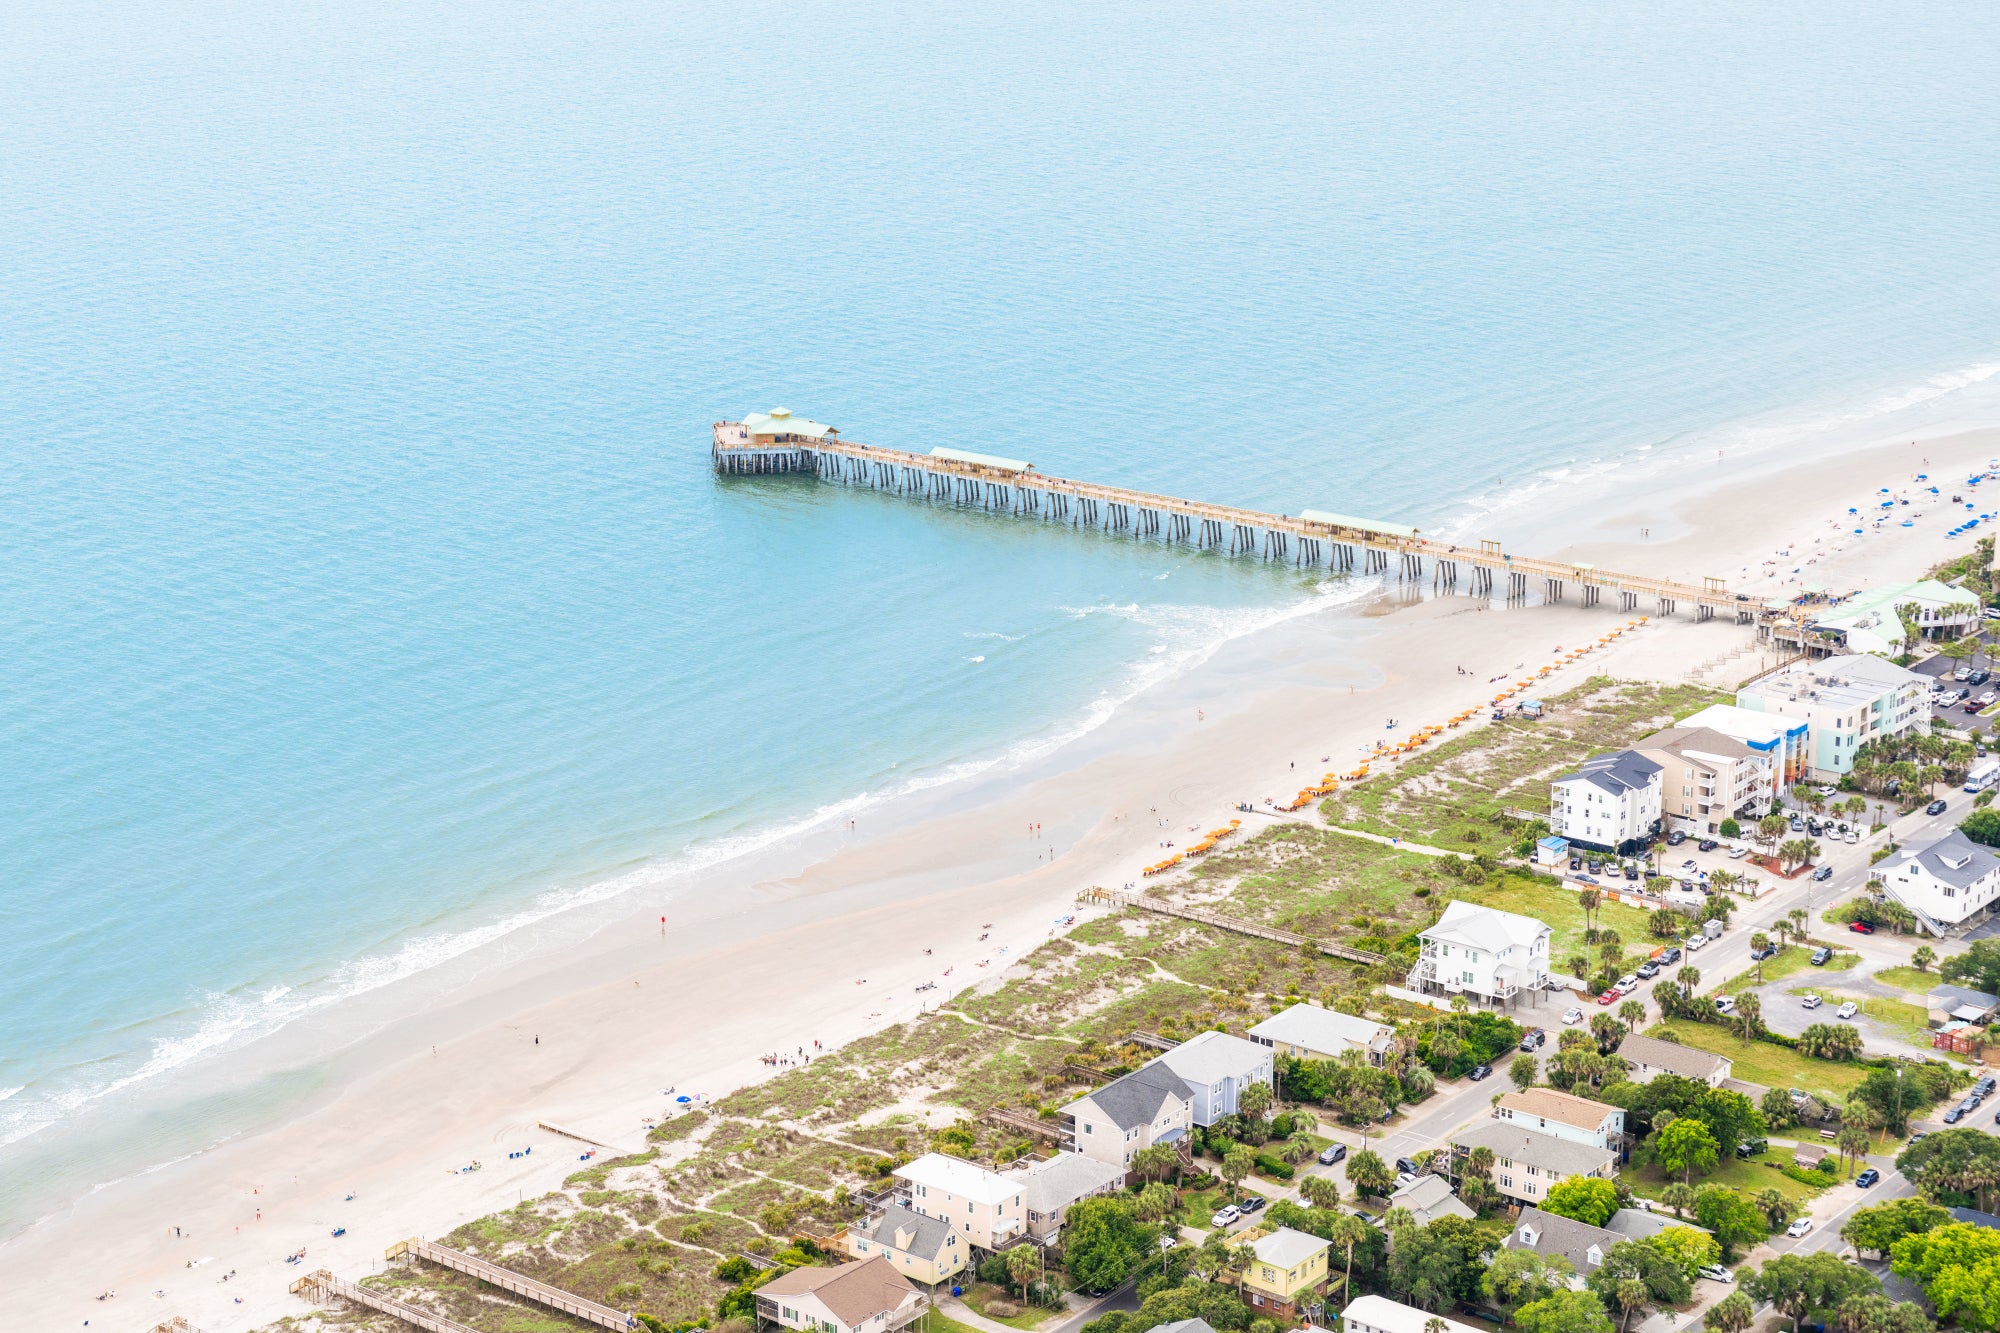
[1520,1028,1546,1051]
[1945,1106,1967,1124]
[1735,1137,1769,1159]
[1239,1195,1267,1214]
[1812,865,1834,882]
[1667,830,1688,846]
[1661,946,1682,965]
[1928,799,1950,816]
[1318,1143,1347,1166]
[1395,1157,1423,1176]
[1697,839,1718,852]
[1811,947,1833,965]
[1468,1064,1493,1081]
[1973,669,1991,687]
[1569,856,1583,871]
[1976,1076,1996,1097]
[1856,1168,1880,1188]
[1624,864,1640,880]
[1751,943,1777,961]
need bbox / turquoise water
[4,0,2000,1219]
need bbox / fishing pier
[713,411,1751,621]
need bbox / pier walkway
[1082,887,1385,964]
[289,1269,483,1333]
[388,1237,640,1330]
[714,417,1750,621]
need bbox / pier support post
[1620,590,1639,612]
[1583,585,1599,607]
[1659,596,1676,616]
[1546,577,1563,602]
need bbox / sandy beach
[13,424,2000,1330]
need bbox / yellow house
[846,1203,968,1287]
[1238,1226,1330,1319]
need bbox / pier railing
[714,422,1750,621]
[1085,887,1384,964]
[389,1237,639,1330]
[289,1269,483,1333]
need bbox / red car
[1850,921,1876,934]
[1598,989,1620,1004]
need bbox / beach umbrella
[1848,508,1858,514]
[676,1095,691,1103]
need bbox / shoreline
[11,422,2000,1330]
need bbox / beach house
[1548,750,1662,853]
[1632,726,1776,835]
[1152,1030,1274,1126]
[1061,1064,1194,1175]
[1385,1173,1474,1226]
[1614,1033,1732,1087]
[1735,654,1929,781]
[1676,703,1812,789]
[1503,1208,1621,1287]
[1449,1121,1617,1208]
[1008,1151,1127,1242]
[1878,829,2000,935]
[1494,1088,1624,1150]
[1342,1295,1485,1333]
[1404,899,1551,1010]
[1236,1226,1331,1319]
[1798,580,1983,656]
[1248,1003,1394,1067]
[891,1154,1027,1251]
[756,1257,927,1333]
[846,1203,967,1286]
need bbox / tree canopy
[1892,1223,2000,1330]
[1655,1118,1721,1183]
[1063,1196,1154,1292]
[1514,1288,1615,1333]
[1842,1199,1953,1259]
[1694,1185,1770,1260]
[1744,1253,1880,1333]
[1542,1177,1620,1228]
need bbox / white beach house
[1494,1087,1624,1150]
[1404,899,1551,1009]
[1548,749,1662,853]
[1248,1002,1394,1067]
[1878,828,2000,936]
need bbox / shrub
[1719,818,1741,838]
[1254,1154,1296,1180]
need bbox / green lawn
[1626,1147,1832,1208]
[1458,874,1657,968]
[1720,940,1856,992]
[1875,966,1940,996]
[1174,1182,1267,1229]
[957,1282,1060,1329]
[1643,1022,1866,1105]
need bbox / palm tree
[1131,1144,1177,1185]
[1788,908,1809,943]
[1615,1278,1650,1333]
[1755,1187,1792,1230]
[1590,1012,1622,1053]
[1281,1130,1318,1165]
[1618,999,1646,1032]
[1326,1213,1370,1300]
[1913,946,1937,972]
[1578,888,1602,941]
[1239,1080,1274,1123]
[1661,1182,1697,1219]
[1300,1174,1342,1210]
[1749,932,1771,979]
[1005,1242,1041,1298]
[1708,1292,1755,1333]
[1734,991,1762,1042]
[1837,1126,1870,1179]
[1676,965,1701,998]
[1464,1145,1496,1183]
[1425,1319,1448,1333]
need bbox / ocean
[2,0,1998,1228]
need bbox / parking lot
[1913,641,2000,738]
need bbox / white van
[1967,759,2000,793]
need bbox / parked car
[1698,839,1719,852]
[1667,830,1688,845]
[1562,1006,1584,1024]
[1685,933,1707,952]
[1728,845,1750,859]
[1851,921,1875,934]
[1976,668,1994,685]
[1845,827,1860,843]
[1786,1218,1814,1238]
[1598,989,1620,1005]
[1811,947,1833,965]
[1800,993,1823,1009]
[1520,1028,1546,1051]
[1587,858,1602,873]
[1661,946,1682,964]
[1790,817,1805,832]
[1682,858,1700,871]
[1974,1075,1995,1096]
[1468,1064,1493,1081]
[1319,1143,1347,1165]
[1394,1157,1423,1176]
[1239,1195,1267,1214]
[1812,865,1834,882]
[1751,943,1777,960]
[1618,973,1639,990]
[1735,1138,1768,1159]
[1714,995,1737,1015]
[1837,1001,1859,1019]
[1856,1168,1880,1188]
[1957,666,1975,681]
[1569,856,1583,871]
[1944,1106,1967,1124]
[1637,960,1661,979]
[1928,799,1950,816]
[1210,1205,1240,1227]
[1700,1265,1734,1283]
[1624,864,1640,880]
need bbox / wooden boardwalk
[390,1237,639,1330]
[1085,888,1384,965]
[714,420,1752,621]
[290,1269,484,1333]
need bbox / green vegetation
[1644,1022,1866,1104]
[1876,966,1941,996]
[1627,1147,1828,1209]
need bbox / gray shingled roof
[1637,725,1757,763]
[851,1203,957,1263]
[1560,749,1662,796]
[1075,1064,1192,1131]
[1452,1120,1618,1176]
[1614,1033,1730,1081]
[1015,1151,1126,1214]
[1504,1207,1620,1275]
[1146,1320,1219,1333]
[1898,830,2000,890]
[1152,1030,1269,1087]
